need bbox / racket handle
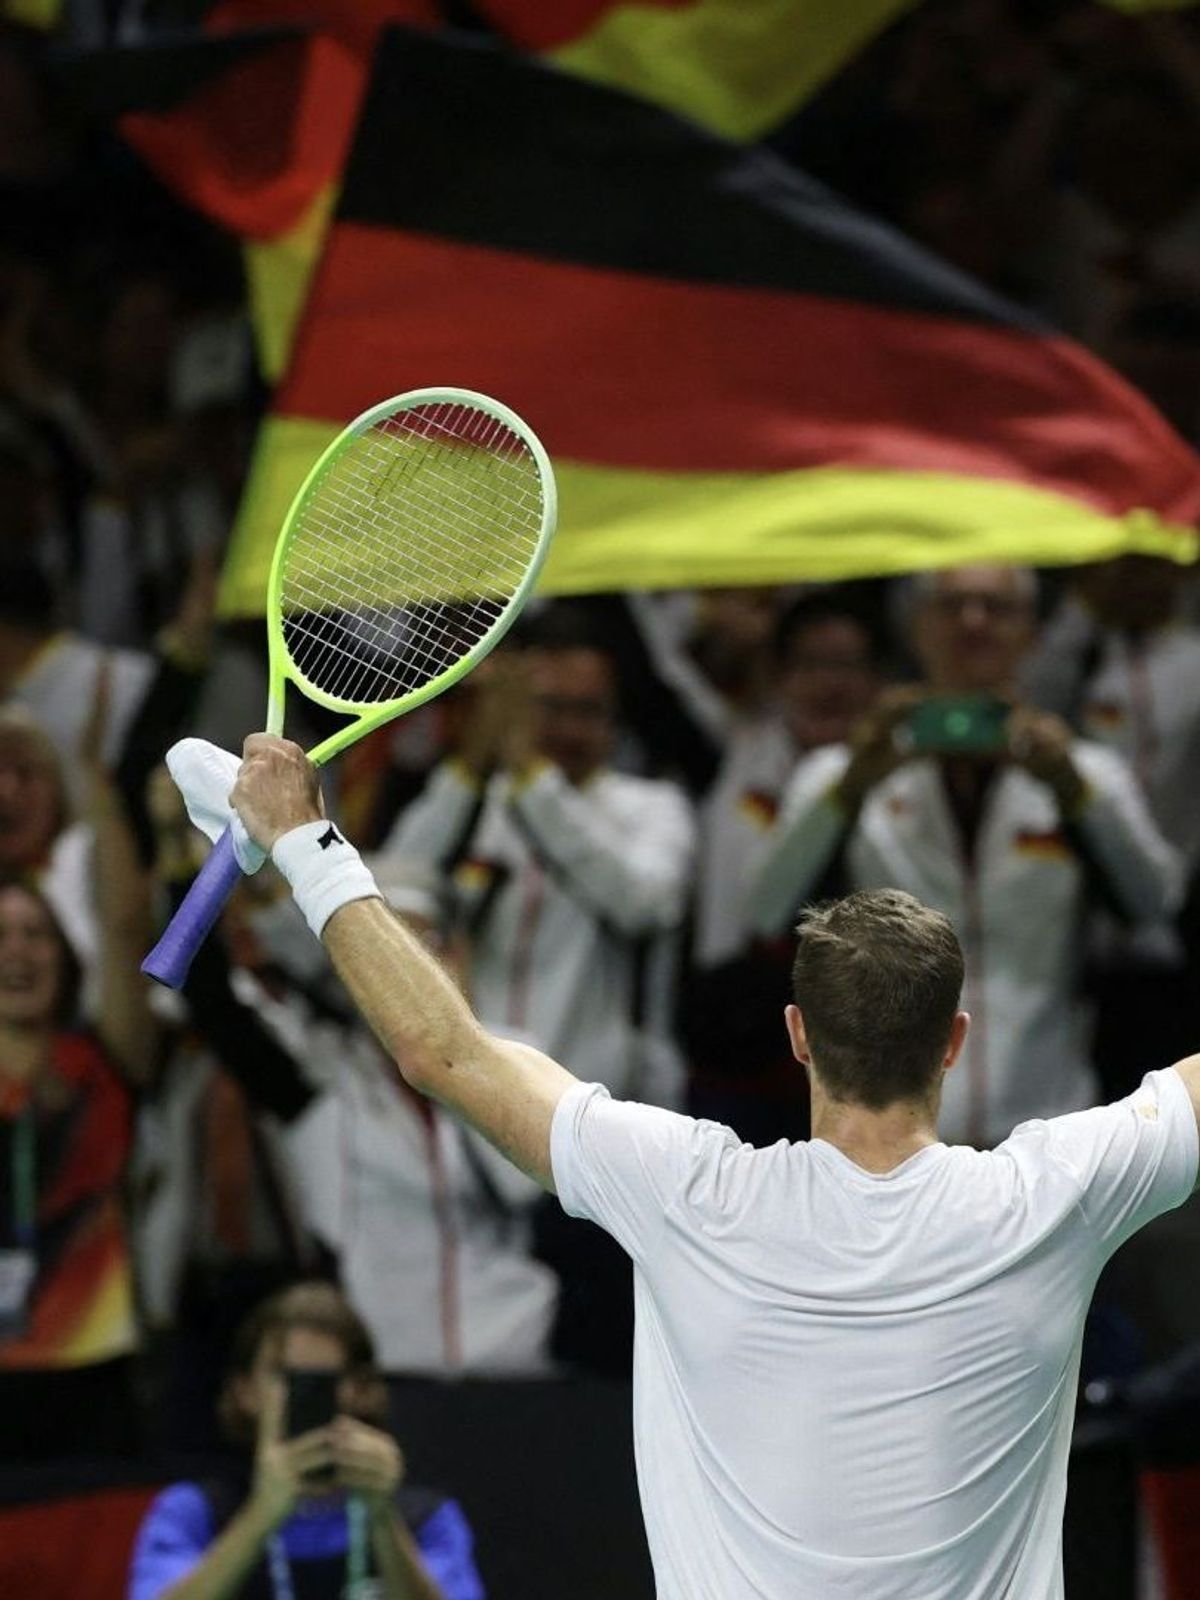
[142,829,243,989]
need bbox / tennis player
[205,733,1199,1600]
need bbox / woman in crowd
[0,691,157,1458]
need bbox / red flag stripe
[277,223,1200,523]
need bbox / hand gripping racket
[143,387,557,989]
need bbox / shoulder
[780,743,851,800]
[1068,738,1137,785]
[399,1482,461,1533]
[137,1481,216,1544]
[596,769,691,810]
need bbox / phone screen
[284,1369,340,1439]
[906,696,1010,756]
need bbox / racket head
[264,387,557,763]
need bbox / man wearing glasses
[749,565,1179,1148]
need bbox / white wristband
[271,821,382,940]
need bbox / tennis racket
[143,386,557,989]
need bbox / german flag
[219,27,1200,613]
[122,1,914,377]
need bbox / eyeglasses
[926,592,1030,620]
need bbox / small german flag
[739,791,782,831]
[219,26,1200,613]
[1012,829,1071,862]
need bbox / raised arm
[231,737,577,1190]
[80,667,158,1085]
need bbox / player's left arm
[231,735,577,1190]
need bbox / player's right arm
[322,894,577,1190]
[231,735,577,1191]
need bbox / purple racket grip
[142,828,244,989]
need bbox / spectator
[686,587,884,1144]
[0,703,104,1004]
[381,611,695,1372]
[141,770,556,1389]
[0,555,154,788]
[128,1281,482,1600]
[1025,554,1200,1094]
[382,612,696,1106]
[748,565,1179,1148]
[1025,556,1200,870]
[0,716,156,1459]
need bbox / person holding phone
[747,564,1180,1148]
[128,1282,483,1600]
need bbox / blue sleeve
[127,1483,214,1600]
[415,1498,486,1600]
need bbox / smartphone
[906,696,1011,756]
[284,1369,340,1439]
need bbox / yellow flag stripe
[549,0,919,142]
[243,184,340,383]
[217,414,1196,618]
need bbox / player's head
[905,565,1037,696]
[0,880,82,1032]
[0,709,68,871]
[787,889,967,1110]
[219,1281,385,1444]
[519,603,618,785]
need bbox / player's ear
[785,1004,811,1065]
[943,1011,970,1071]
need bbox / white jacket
[383,761,696,1104]
[282,1018,558,1376]
[748,744,1181,1147]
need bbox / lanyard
[266,1494,369,1600]
[10,1110,36,1250]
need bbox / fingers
[329,1419,403,1490]
[258,1374,285,1450]
[242,734,307,760]
[283,1428,338,1475]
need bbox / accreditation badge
[0,1249,36,1341]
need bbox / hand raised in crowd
[329,1414,405,1511]
[453,653,538,778]
[248,1377,337,1532]
[1007,706,1088,817]
[78,654,113,785]
[834,686,925,817]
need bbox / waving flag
[120,0,913,376]
[216,26,1199,613]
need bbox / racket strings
[278,402,545,705]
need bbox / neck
[0,1023,53,1088]
[809,1086,940,1174]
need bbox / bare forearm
[371,1507,445,1600]
[321,896,573,1187]
[90,780,158,1082]
[322,897,480,1083]
[159,1501,278,1600]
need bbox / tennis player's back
[551,1068,1198,1600]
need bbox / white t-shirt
[551,1068,1198,1600]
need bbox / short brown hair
[791,890,963,1108]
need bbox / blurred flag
[121,0,914,377]
[218,27,1200,614]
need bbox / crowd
[2,0,1200,1594]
